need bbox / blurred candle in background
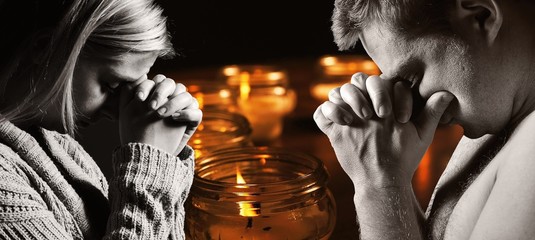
[220,65,296,145]
[310,55,380,101]
[187,110,253,160]
[183,79,239,112]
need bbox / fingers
[148,76,177,110]
[320,101,353,125]
[415,91,455,141]
[393,81,413,123]
[135,80,155,101]
[172,99,202,151]
[172,107,203,127]
[171,82,187,97]
[328,87,354,114]
[155,92,194,117]
[313,105,332,135]
[154,83,189,117]
[340,83,373,119]
[350,72,368,90]
[366,75,392,118]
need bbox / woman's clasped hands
[313,72,454,189]
[118,74,202,156]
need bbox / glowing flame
[321,56,337,66]
[240,72,250,101]
[236,167,260,217]
[267,72,284,81]
[219,89,231,98]
[260,158,266,165]
[236,167,246,184]
[223,66,239,76]
[273,86,286,96]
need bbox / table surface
[166,57,464,239]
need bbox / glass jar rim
[190,110,252,146]
[194,146,329,191]
[191,146,332,215]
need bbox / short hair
[331,0,452,50]
[0,0,175,135]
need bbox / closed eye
[104,82,122,94]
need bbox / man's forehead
[359,25,413,78]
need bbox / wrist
[351,170,412,193]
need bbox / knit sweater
[0,120,194,239]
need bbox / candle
[188,110,253,160]
[310,55,380,102]
[184,79,239,112]
[186,147,336,240]
[220,65,296,144]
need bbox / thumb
[415,91,455,141]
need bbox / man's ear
[452,0,502,46]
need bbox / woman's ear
[450,0,502,46]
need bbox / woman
[0,0,201,239]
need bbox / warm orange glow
[260,158,266,165]
[321,56,380,76]
[238,201,260,217]
[362,60,380,74]
[273,86,286,96]
[236,167,260,217]
[223,66,239,76]
[239,72,251,101]
[188,85,201,92]
[321,56,337,66]
[236,167,246,184]
[415,150,432,194]
[219,89,231,98]
[194,92,204,109]
[194,149,202,159]
[267,72,284,81]
[310,82,344,101]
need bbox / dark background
[152,0,366,72]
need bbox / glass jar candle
[219,65,297,144]
[188,110,253,159]
[184,79,240,113]
[186,146,336,240]
[310,55,380,101]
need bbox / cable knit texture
[0,120,194,239]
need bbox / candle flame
[321,56,337,66]
[236,167,246,184]
[239,201,261,217]
[240,72,250,101]
[219,89,231,98]
[236,167,260,217]
[273,86,286,96]
[223,66,239,76]
[267,72,284,81]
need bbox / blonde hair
[0,0,175,135]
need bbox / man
[314,0,535,239]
